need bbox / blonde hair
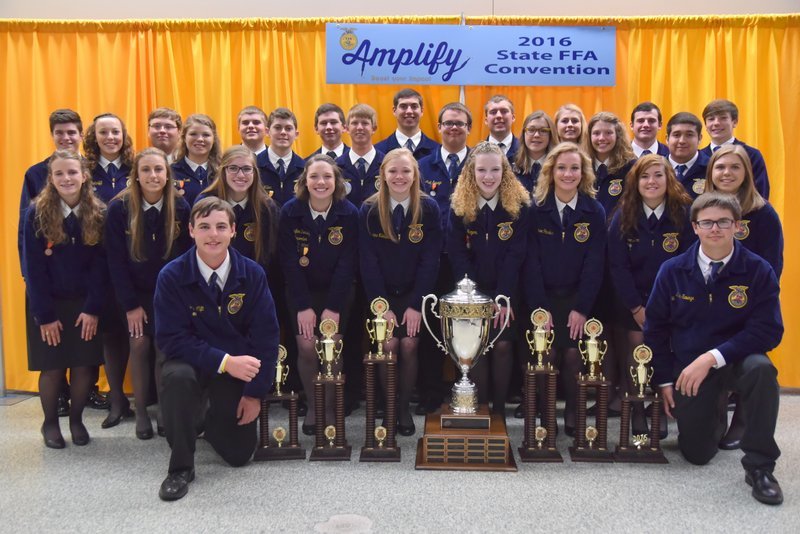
[554,104,587,146]
[586,111,635,174]
[533,142,596,205]
[364,148,422,243]
[451,142,530,224]
[704,144,766,215]
[175,113,222,173]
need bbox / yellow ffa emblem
[573,223,590,243]
[692,179,705,196]
[263,185,274,198]
[734,220,750,241]
[408,224,424,244]
[662,233,679,253]
[497,222,514,241]
[126,178,131,188]
[227,293,245,315]
[328,226,343,246]
[374,177,381,191]
[728,286,748,309]
[339,27,358,50]
[608,179,623,197]
[243,223,256,242]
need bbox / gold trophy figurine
[525,308,554,369]
[315,319,342,378]
[578,318,607,379]
[366,297,394,358]
[630,344,654,398]
[274,345,289,396]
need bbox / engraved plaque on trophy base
[569,377,614,462]
[253,392,306,461]
[518,367,563,462]
[309,375,352,461]
[415,404,517,472]
[360,353,401,462]
[440,404,492,430]
[614,394,668,464]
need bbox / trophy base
[253,446,307,461]
[440,404,491,430]
[518,445,563,463]
[359,446,401,462]
[415,404,516,472]
[614,446,668,464]
[309,445,352,461]
[568,446,614,462]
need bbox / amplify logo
[339,27,469,82]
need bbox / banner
[326,23,616,87]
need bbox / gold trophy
[254,344,306,461]
[310,319,351,461]
[569,318,613,462]
[361,297,401,462]
[615,344,667,463]
[519,308,562,462]
[366,297,395,359]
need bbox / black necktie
[145,206,159,228]
[647,213,659,231]
[233,204,244,220]
[356,158,367,182]
[327,151,337,160]
[709,261,724,283]
[498,142,506,151]
[314,214,326,237]
[676,164,687,182]
[447,153,460,183]
[531,162,542,188]
[195,166,207,186]
[65,212,79,236]
[208,272,222,305]
[562,205,573,229]
[481,204,492,237]
[277,159,286,180]
[392,204,405,237]
[405,139,415,153]
[641,149,652,156]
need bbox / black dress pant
[161,359,257,473]
[673,353,780,472]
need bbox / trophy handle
[486,294,511,352]
[366,319,375,343]
[386,318,395,341]
[421,294,446,353]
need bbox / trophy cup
[615,344,667,463]
[518,309,562,462]
[415,276,516,471]
[310,319,351,461]
[360,297,401,462]
[254,345,306,461]
[569,319,614,462]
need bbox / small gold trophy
[375,426,387,448]
[534,426,547,450]
[273,427,286,448]
[315,319,342,378]
[630,344,654,398]
[525,308,554,369]
[274,345,289,396]
[366,297,395,358]
[324,425,337,447]
[586,426,598,449]
[578,318,607,380]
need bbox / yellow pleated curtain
[1,15,798,392]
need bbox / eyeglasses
[694,218,735,229]
[226,165,255,175]
[441,120,468,129]
[149,123,178,131]
[525,127,551,136]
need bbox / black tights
[470,340,513,413]
[103,332,130,417]
[40,366,93,441]
[129,335,160,433]
[381,337,418,425]
[560,347,582,428]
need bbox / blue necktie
[596,164,608,182]
[208,272,222,305]
[405,139,415,152]
[641,149,652,156]
[356,158,367,182]
[195,166,207,186]
[277,159,286,180]
[145,206,159,228]
[392,204,404,237]
[314,214,326,237]
[531,162,542,189]
[676,164,687,182]
[647,213,659,231]
[712,146,721,153]
[233,204,244,220]
[447,153,460,183]
[326,151,337,160]
[107,163,118,177]
[562,205,573,229]
[709,261,723,283]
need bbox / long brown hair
[533,142,596,205]
[514,110,557,174]
[175,113,222,175]
[704,144,766,215]
[295,154,348,202]
[586,111,635,174]
[452,142,530,224]
[35,150,105,246]
[617,154,692,235]
[364,148,422,243]
[82,113,134,172]
[113,148,180,261]
[201,145,278,263]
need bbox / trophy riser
[359,447,401,462]
[614,447,668,464]
[518,447,563,463]
[568,447,615,462]
[253,446,307,461]
[616,395,667,463]
[309,446,353,461]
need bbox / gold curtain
[1,15,798,391]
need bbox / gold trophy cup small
[578,318,607,380]
[630,344,654,398]
[273,427,286,448]
[366,297,395,359]
[315,319,342,379]
[525,308,554,369]
[274,345,289,396]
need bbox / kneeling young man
[154,197,279,501]
[644,192,783,505]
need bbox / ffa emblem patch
[227,293,245,315]
[662,233,679,253]
[328,226,343,245]
[173,221,182,238]
[734,220,750,241]
[692,179,705,196]
[728,286,748,309]
[608,179,623,196]
[497,222,514,241]
[374,177,382,192]
[339,27,357,50]
[243,223,256,242]
[408,224,424,244]
[573,223,590,243]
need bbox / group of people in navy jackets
[19,91,784,504]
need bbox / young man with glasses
[644,192,784,505]
[147,108,182,162]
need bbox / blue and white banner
[326,23,616,87]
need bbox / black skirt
[285,285,354,338]
[548,292,579,350]
[27,297,104,371]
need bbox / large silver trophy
[422,276,510,414]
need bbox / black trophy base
[359,446,401,462]
[518,445,563,463]
[309,445,352,461]
[440,404,491,430]
[614,446,668,464]
[568,446,614,462]
[253,446,307,461]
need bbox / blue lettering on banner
[326,24,616,87]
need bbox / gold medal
[299,245,309,267]
[44,248,53,256]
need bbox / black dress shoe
[414,402,427,416]
[159,469,195,501]
[745,470,783,505]
[513,404,525,419]
[57,394,70,417]
[41,425,66,449]
[87,389,110,410]
[70,422,90,446]
[101,407,135,429]
[301,424,316,436]
[397,420,416,436]
[157,425,166,437]
[137,427,154,440]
